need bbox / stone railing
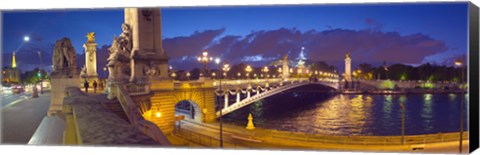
[124,83,150,95]
[114,84,171,145]
[268,131,469,146]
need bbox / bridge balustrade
[113,84,171,145]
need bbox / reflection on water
[222,85,469,136]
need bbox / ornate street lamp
[197,50,214,79]
[455,59,465,153]
[215,59,230,148]
[262,66,269,79]
[245,65,252,80]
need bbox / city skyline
[2,3,468,72]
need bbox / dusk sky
[2,2,468,73]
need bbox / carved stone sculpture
[51,37,78,78]
[106,23,133,81]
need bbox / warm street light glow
[454,60,462,66]
[278,68,282,73]
[263,66,269,73]
[222,64,230,72]
[197,50,215,78]
[171,72,176,78]
[155,112,162,118]
[186,72,191,77]
[215,58,221,64]
[246,65,252,72]
[212,72,216,77]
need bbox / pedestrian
[93,80,98,93]
[99,80,104,90]
[84,80,89,93]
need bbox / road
[0,92,31,109]
[1,92,51,144]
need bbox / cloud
[163,29,225,59]
[163,27,448,70]
[10,27,450,73]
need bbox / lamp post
[21,35,39,98]
[186,72,191,81]
[214,58,230,148]
[455,59,464,153]
[103,67,107,79]
[197,50,213,79]
[38,51,44,94]
[263,66,269,85]
[400,102,405,145]
[245,65,252,86]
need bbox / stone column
[282,55,289,79]
[236,92,240,103]
[247,91,251,98]
[83,42,98,78]
[345,53,352,82]
[224,93,229,109]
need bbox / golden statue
[346,52,351,59]
[86,32,95,43]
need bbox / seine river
[221,85,469,136]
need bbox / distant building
[2,52,21,84]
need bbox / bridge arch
[148,86,217,134]
[175,100,202,123]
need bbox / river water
[221,85,469,136]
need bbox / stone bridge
[134,78,339,134]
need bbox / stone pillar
[282,55,289,79]
[345,52,352,82]
[247,91,251,98]
[83,42,98,78]
[124,8,169,82]
[224,93,229,109]
[236,92,240,103]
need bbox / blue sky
[2,2,468,72]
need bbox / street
[1,92,51,144]
[0,92,31,109]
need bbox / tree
[22,68,48,85]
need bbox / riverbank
[174,120,469,153]
[337,89,467,95]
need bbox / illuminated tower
[344,52,352,82]
[12,52,17,68]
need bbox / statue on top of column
[106,23,133,81]
[346,52,351,59]
[86,32,95,43]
